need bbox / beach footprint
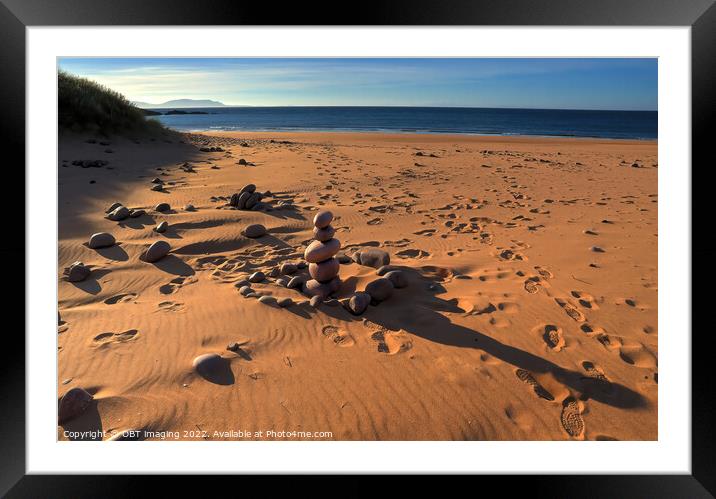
[515,369,554,401]
[159,275,197,295]
[538,324,565,352]
[157,301,185,313]
[363,319,413,355]
[321,325,355,348]
[104,293,138,305]
[555,298,586,323]
[560,396,585,439]
[92,329,139,347]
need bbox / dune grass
[58,70,166,135]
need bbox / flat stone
[244,224,267,238]
[58,387,93,424]
[258,295,277,306]
[88,232,115,249]
[245,193,259,209]
[66,261,91,282]
[144,240,171,263]
[105,202,123,213]
[107,205,130,221]
[154,202,171,212]
[277,297,294,308]
[248,271,265,283]
[237,191,251,209]
[240,184,256,194]
[313,210,334,229]
[365,278,394,302]
[304,238,340,263]
[129,209,145,218]
[239,285,253,296]
[309,258,340,282]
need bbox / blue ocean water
[149,106,657,140]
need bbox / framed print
[2,0,714,495]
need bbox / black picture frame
[1,0,712,495]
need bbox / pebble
[313,225,336,242]
[365,278,394,302]
[58,387,93,424]
[346,291,371,315]
[244,224,267,238]
[105,202,123,213]
[376,265,399,276]
[151,177,163,184]
[240,184,256,194]
[309,295,323,307]
[275,277,289,287]
[337,254,352,264]
[239,285,253,296]
[150,183,163,192]
[280,262,297,275]
[154,202,171,212]
[313,210,334,229]
[107,205,130,221]
[384,270,408,288]
[355,248,390,268]
[248,271,265,283]
[129,209,145,218]
[155,221,168,233]
[184,204,196,211]
[88,232,115,249]
[192,353,229,382]
[234,279,250,288]
[277,297,294,308]
[144,240,171,262]
[237,191,251,209]
[65,261,91,282]
[258,295,277,306]
[287,275,307,289]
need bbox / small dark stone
[365,278,394,302]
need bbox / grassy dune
[58,70,165,135]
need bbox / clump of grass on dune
[58,70,166,135]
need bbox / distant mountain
[132,99,226,108]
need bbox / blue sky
[58,58,657,110]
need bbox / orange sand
[58,131,657,441]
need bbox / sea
[148,106,657,140]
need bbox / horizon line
[137,103,657,113]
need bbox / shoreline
[194,129,657,146]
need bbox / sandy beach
[57,131,657,441]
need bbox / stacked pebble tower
[303,210,341,298]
